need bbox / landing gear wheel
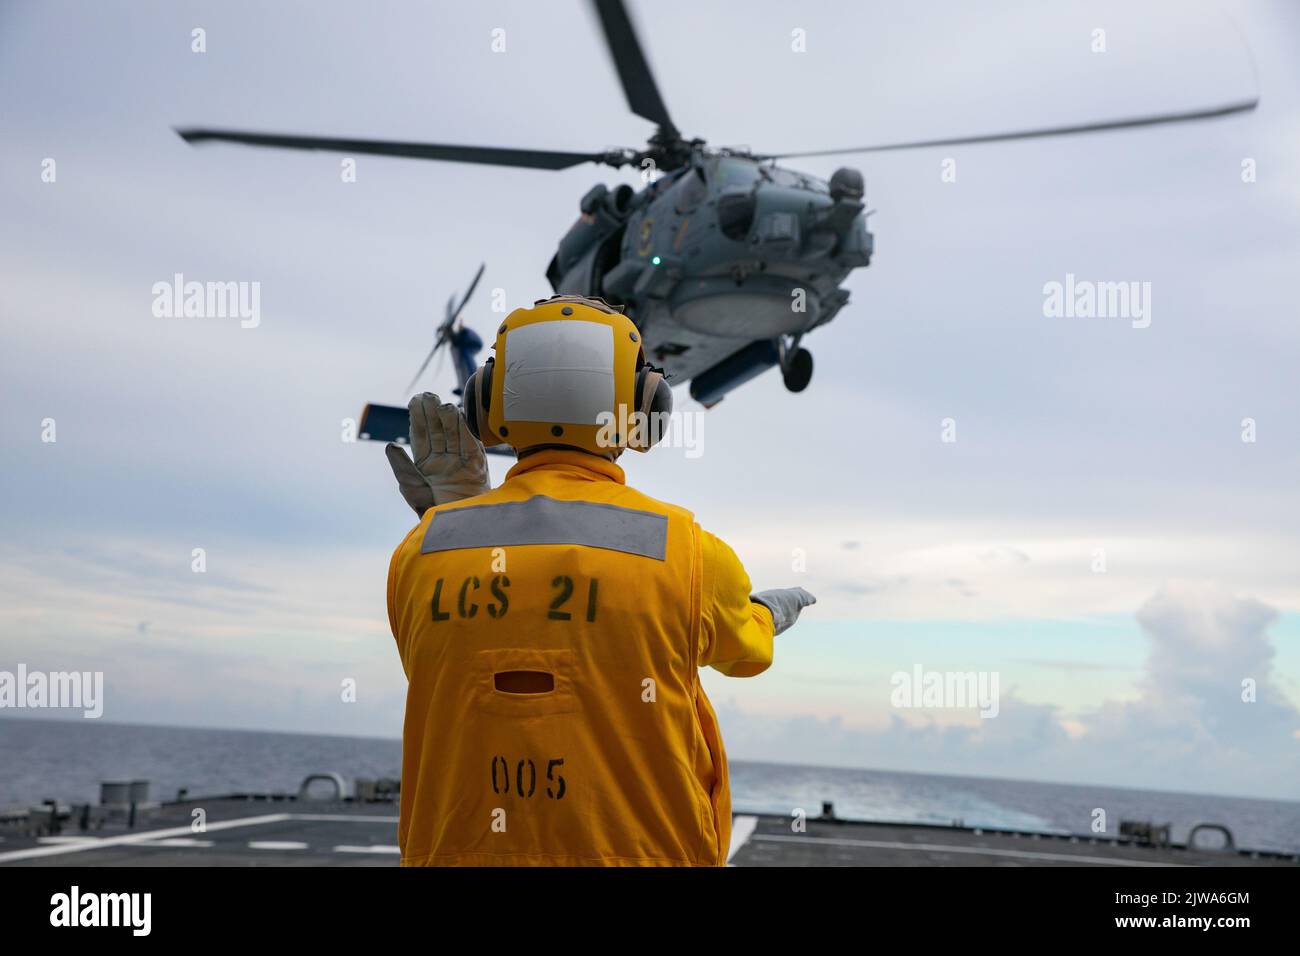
[782,347,813,392]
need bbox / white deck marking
[37,835,213,849]
[0,813,292,863]
[727,815,759,864]
[0,811,398,863]
[333,845,401,854]
[751,834,1186,867]
[248,841,308,850]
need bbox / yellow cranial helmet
[463,295,672,458]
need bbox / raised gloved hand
[750,587,817,636]
[385,393,490,517]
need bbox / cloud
[1137,582,1279,693]
[980,546,1031,566]
[0,535,406,737]
[828,574,909,596]
[1082,583,1298,783]
[717,583,1300,799]
[1017,658,1123,674]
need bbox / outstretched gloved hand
[750,587,817,636]
[385,393,490,517]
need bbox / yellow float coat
[387,448,774,865]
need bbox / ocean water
[3,717,1297,854]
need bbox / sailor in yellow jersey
[384,294,816,866]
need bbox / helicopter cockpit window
[760,165,826,192]
[714,157,762,191]
[673,167,708,213]
[763,167,803,188]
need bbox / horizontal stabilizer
[358,403,514,456]
[358,404,411,444]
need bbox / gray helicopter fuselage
[546,153,873,398]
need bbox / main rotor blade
[448,262,486,328]
[758,98,1258,160]
[591,0,678,137]
[176,128,610,170]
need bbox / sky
[1,0,1297,801]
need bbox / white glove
[385,393,490,517]
[751,587,817,635]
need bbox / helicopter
[176,0,1257,413]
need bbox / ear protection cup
[463,357,504,447]
[628,364,672,451]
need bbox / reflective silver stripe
[420,495,668,560]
